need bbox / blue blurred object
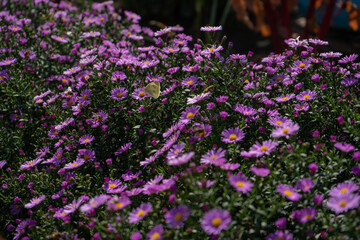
[298,0,360,31]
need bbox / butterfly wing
[144,82,161,99]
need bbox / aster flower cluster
[1,1,360,239]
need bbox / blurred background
[111,0,360,61]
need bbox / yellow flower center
[175,213,183,221]
[276,121,283,125]
[339,200,348,208]
[115,202,123,208]
[168,48,173,52]
[127,32,131,36]
[186,113,194,119]
[276,237,284,240]
[284,190,293,196]
[117,92,123,98]
[57,154,61,160]
[84,75,89,80]
[13,27,18,31]
[229,134,237,141]
[282,97,288,101]
[174,150,179,155]
[303,94,310,99]
[100,17,104,22]
[212,218,222,227]
[299,63,306,68]
[83,95,88,100]
[29,161,34,165]
[209,47,215,52]
[109,184,116,188]
[282,128,289,134]
[151,233,160,240]
[72,163,78,166]
[187,80,193,85]
[137,210,145,217]
[277,77,282,82]
[84,155,90,161]
[305,214,311,220]
[84,139,89,143]
[67,100,74,106]
[340,188,348,194]
[62,78,67,83]
[189,67,193,71]
[237,181,244,188]
[260,146,269,151]
[139,91,145,97]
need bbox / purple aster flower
[0,160,6,169]
[341,77,358,87]
[334,142,355,153]
[320,51,342,58]
[201,208,231,235]
[115,143,132,155]
[275,93,295,103]
[167,142,186,160]
[64,159,85,170]
[91,111,108,128]
[24,195,45,209]
[329,182,359,197]
[167,152,195,166]
[104,179,127,194]
[80,194,111,213]
[132,88,148,100]
[64,198,84,215]
[19,49,36,60]
[147,224,163,240]
[276,184,301,202]
[293,59,311,70]
[292,208,316,223]
[77,149,95,162]
[9,25,22,32]
[200,25,222,31]
[234,104,257,116]
[296,178,314,192]
[128,202,153,224]
[220,163,240,170]
[83,31,101,38]
[20,158,42,170]
[266,230,293,240]
[228,174,253,194]
[163,46,180,54]
[79,134,95,145]
[250,166,270,177]
[221,128,245,144]
[326,194,360,214]
[0,57,17,66]
[248,140,278,157]
[271,123,300,139]
[111,87,128,101]
[296,90,317,101]
[339,54,358,63]
[182,76,198,87]
[187,92,211,105]
[179,106,200,124]
[111,71,127,82]
[165,205,190,229]
[107,196,131,211]
[191,123,212,141]
[51,35,68,43]
[267,116,293,127]
[200,148,227,166]
[294,102,309,111]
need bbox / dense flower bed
[1,1,360,239]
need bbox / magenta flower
[128,202,153,224]
[64,159,85,170]
[80,194,111,213]
[334,142,355,153]
[165,205,190,229]
[201,208,232,235]
[228,175,253,194]
[296,90,317,101]
[200,148,227,166]
[271,123,300,139]
[167,152,195,166]
[167,142,186,160]
[132,88,148,100]
[275,93,295,103]
[250,166,270,177]
[77,149,96,162]
[147,224,163,240]
[0,57,17,66]
[267,116,293,127]
[107,197,131,211]
[329,182,359,197]
[276,184,301,202]
[248,140,278,157]
[111,87,128,101]
[294,102,309,111]
[292,207,316,223]
[63,198,84,215]
[79,134,95,145]
[296,178,314,193]
[326,194,360,214]
[234,104,257,116]
[266,230,293,240]
[51,35,68,43]
[24,195,45,209]
[179,106,200,124]
[221,128,245,144]
[20,158,42,170]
